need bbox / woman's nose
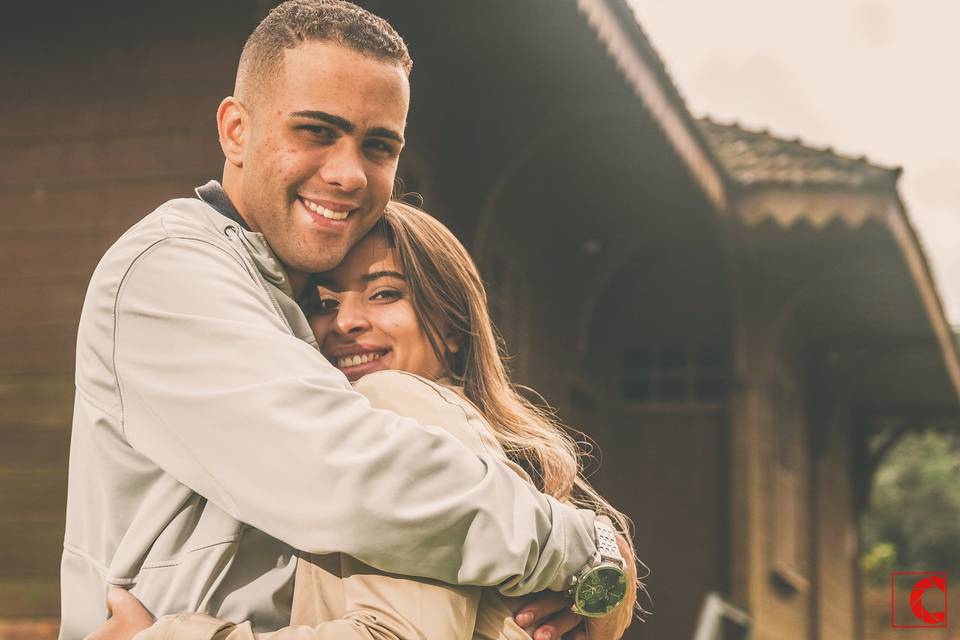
[333,296,370,335]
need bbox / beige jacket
[60,193,596,638]
[134,371,534,639]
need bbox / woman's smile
[331,347,391,376]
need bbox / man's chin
[283,248,349,276]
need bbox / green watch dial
[574,564,628,617]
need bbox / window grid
[621,344,729,404]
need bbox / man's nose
[333,296,370,335]
[320,141,368,193]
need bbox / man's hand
[585,525,637,640]
[83,588,155,640]
[514,516,638,640]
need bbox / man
[61,2,627,639]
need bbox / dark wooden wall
[0,2,263,623]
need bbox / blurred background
[1,1,957,639]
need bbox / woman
[91,201,643,640]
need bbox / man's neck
[288,270,309,300]
[220,178,259,232]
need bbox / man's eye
[364,139,399,157]
[300,125,336,142]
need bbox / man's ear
[217,96,247,168]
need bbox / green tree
[861,430,960,585]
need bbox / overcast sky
[628,0,960,326]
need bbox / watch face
[575,565,628,617]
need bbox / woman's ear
[217,96,247,168]
[443,331,461,354]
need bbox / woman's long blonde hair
[378,201,643,608]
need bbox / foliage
[861,430,960,586]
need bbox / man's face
[236,40,409,279]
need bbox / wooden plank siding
[0,19,249,622]
[0,374,72,617]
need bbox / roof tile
[697,117,900,189]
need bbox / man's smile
[299,195,357,222]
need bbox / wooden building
[1,1,957,638]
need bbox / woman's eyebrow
[362,270,405,282]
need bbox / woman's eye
[370,289,401,302]
[304,296,340,315]
[317,298,340,313]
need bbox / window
[769,368,809,591]
[621,343,729,404]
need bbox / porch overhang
[575,0,728,213]
[730,186,960,416]
[700,118,960,416]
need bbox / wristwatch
[568,519,628,617]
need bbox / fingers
[83,617,118,640]
[515,591,570,626]
[107,588,135,614]
[565,626,588,640]
[106,586,156,626]
[531,610,583,640]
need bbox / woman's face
[305,232,456,382]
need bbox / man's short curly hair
[236,0,412,107]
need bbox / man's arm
[87,554,482,640]
[113,237,595,594]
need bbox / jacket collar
[195,180,294,298]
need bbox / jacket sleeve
[129,371,536,640]
[114,237,596,595]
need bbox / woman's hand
[514,590,586,640]
[82,588,155,640]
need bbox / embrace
[62,2,644,639]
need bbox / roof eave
[575,0,728,212]
[884,189,960,408]
[733,180,960,409]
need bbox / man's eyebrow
[368,127,405,145]
[363,270,405,282]
[289,111,403,145]
[290,111,355,133]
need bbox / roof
[697,117,960,409]
[697,117,900,189]
[576,0,728,210]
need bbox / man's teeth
[303,199,350,221]
[338,352,384,368]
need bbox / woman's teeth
[337,352,384,368]
[303,199,350,221]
